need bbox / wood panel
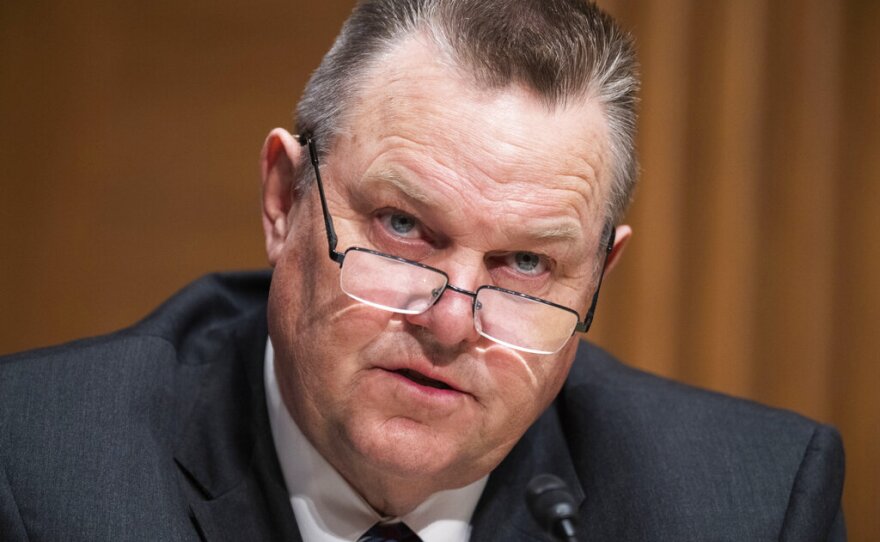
[0,0,355,350]
[755,0,839,421]
[834,0,880,536]
[592,0,692,379]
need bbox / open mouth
[393,368,453,391]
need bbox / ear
[604,224,632,274]
[260,128,305,266]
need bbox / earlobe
[605,224,632,274]
[260,128,304,266]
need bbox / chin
[344,414,479,485]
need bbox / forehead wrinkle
[422,159,592,247]
[478,171,596,237]
[460,133,601,213]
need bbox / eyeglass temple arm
[575,225,616,334]
[299,134,344,264]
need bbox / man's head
[297,0,639,225]
[260,0,637,515]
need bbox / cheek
[269,267,396,379]
[270,277,404,401]
[268,249,400,434]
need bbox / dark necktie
[357,521,423,542]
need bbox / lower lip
[382,369,465,401]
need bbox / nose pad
[405,286,481,348]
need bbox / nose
[404,272,482,349]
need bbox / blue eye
[390,213,415,234]
[380,211,421,238]
[505,252,547,276]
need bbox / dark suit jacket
[0,272,845,541]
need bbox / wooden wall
[1,1,877,538]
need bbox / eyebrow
[360,169,434,205]
[359,169,586,245]
[524,220,584,243]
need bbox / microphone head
[526,473,578,534]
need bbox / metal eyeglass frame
[296,132,616,348]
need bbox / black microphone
[526,474,579,542]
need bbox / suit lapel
[470,400,586,541]
[173,308,301,542]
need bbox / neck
[342,469,434,517]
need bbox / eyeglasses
[297,133,615,355]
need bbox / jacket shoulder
[0,270,273,540]
[564,343,841,443]
[558,342,845,541]
[0,269,272,437]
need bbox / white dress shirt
[265,340,487,542]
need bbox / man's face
[264,37,618,503]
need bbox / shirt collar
[264,339,487,542]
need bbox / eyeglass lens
[474,288,579,354]
[340,249,446,314]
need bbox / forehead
[335,35,611,238]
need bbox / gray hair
[295,0,639,225]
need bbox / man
[0,0,844,541]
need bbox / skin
[260,35,632,516]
